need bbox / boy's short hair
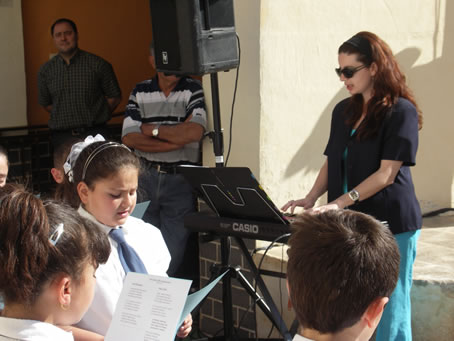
[287,210,400,334]
[53,137,82,169]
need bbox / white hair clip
[49,223,65,246]
[63,134,106,183]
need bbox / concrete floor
[414,211,454,282]
[411,210,454,341]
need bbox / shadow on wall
[408,0,454,208]
[285,2,454,207]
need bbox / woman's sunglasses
[335,64,366,78]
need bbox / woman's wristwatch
[348,189,360,203]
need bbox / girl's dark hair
[0,184,110,306]
[59,141,141,208]
[338,31,423,140]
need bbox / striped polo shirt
[122,76,207,163]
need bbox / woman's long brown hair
[339,31,423,140]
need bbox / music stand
[178,166,288,224]
[180,166,292,341]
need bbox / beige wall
[204,0,454,210]
[0,0,27,128]
[259,0,454,210]
[202,0,261,175]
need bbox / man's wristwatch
[348,189,360,203]
[152,124,161,137]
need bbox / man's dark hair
[51,18,78,36]
[287,210,400,334]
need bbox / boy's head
[287,210,400,339]
[51,137,82,184]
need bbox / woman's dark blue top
[324,97,422,234]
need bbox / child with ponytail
[0,184,111,340]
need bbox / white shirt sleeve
[76,212,171,335]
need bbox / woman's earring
[61,303,70,311]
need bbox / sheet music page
[130,200,150,219]
[177,270,228,326]
[105,273,191,341]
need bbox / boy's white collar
[293,334,314,341]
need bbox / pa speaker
[149,0,239,75]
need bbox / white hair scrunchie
[63,134,105,183]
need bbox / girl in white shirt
[59,135,192,340]
[0,184,111,341]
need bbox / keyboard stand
[208,235,292,341]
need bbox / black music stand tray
[180,166,292,341]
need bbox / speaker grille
[150,0,239,75]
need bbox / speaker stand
[209,72,224,168]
